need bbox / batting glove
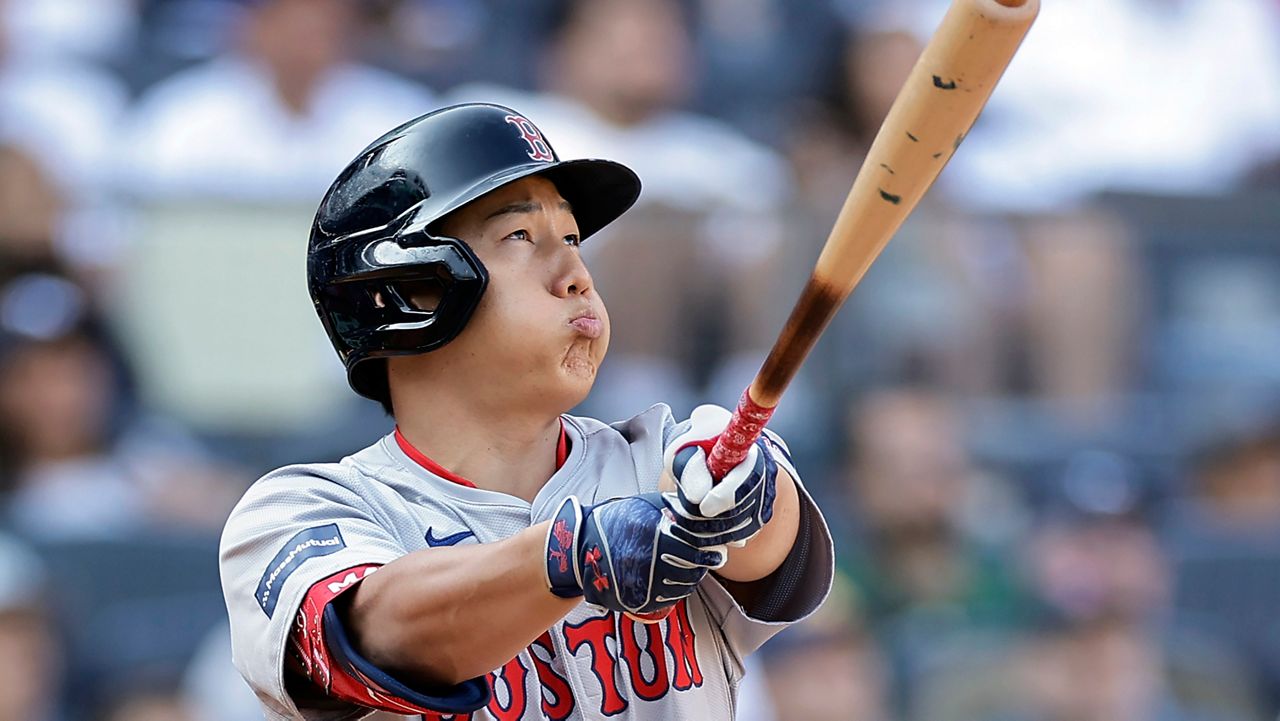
[662,404,779,548]
[543,493,725,618]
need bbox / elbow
[416,651,486,688]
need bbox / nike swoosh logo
[425,528,475,547]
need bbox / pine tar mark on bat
[933,76,958,90]
[879,189,902,205]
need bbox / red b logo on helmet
[505,115,555,163]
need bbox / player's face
[436,176,610,410]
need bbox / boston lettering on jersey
[426,602,703,720]
[293,564,704,719]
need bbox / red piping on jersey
[555,421,569,467]
[395,421,570,488]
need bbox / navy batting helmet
[308,103,641,404]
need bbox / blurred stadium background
[2,0,1280,719]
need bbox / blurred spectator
[1185,419,1280,534]
[0,0,130,276]
[916,615,1265,721]
[0,0,128,189]
[1027,451,1167,628]
[760,574,892,721]
[1166,416,1280,709]
[119,0,435,201]
[2,0,137,64]
[690,0,846,139]
[836,387,1031,713]
[839,387,1028,620]
[0,532,63,721]
[0,267,247,539]
[0,143,61,264]
[360,0,544,91]
[913,449,1266,721]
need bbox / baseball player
[219,103,833,720]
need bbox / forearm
[344,521,575,686]
[715,466,800,582]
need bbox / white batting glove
[661,404,779,548]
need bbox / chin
[552,337,604,409]
[560,365,597,403]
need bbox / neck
[393,388,563,503]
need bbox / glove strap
[545,496,584,599]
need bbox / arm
[342,493,722,689]
[714,465,799,582]
[343,521,574,687]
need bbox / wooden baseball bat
[706,0,1039,479]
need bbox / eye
[505,229,532,243]
[563,234,581,247]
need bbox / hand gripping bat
[706,0,1040,479]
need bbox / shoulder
[222,438,406,534]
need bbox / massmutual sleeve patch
[257,523,347,617]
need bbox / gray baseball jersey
[219,404,833,721]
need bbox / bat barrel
[705,0,1038,481]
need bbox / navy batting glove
[662,437,778,548]
[544,493,725,617]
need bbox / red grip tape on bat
[706,390,777,481]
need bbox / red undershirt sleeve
[288,564,491,716]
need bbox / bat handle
[707,389,777,480]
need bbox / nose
[553,247,594,298]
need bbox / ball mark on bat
[880,163,896,175]
[932,152,943,159]
[906,132,919,143]
[933,76,958,90]
[879,189,902,205]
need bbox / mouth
[569,311,603,340]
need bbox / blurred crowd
[1,0,1279,719]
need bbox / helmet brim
[431,158,641,242]
[538,159,642,240]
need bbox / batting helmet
[308,103,641,404]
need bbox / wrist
[544,496,585,598]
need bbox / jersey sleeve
[289,565,489,717]
[218,464,486,720]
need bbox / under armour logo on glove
[543,493,724,620]
[662,404,780,549]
